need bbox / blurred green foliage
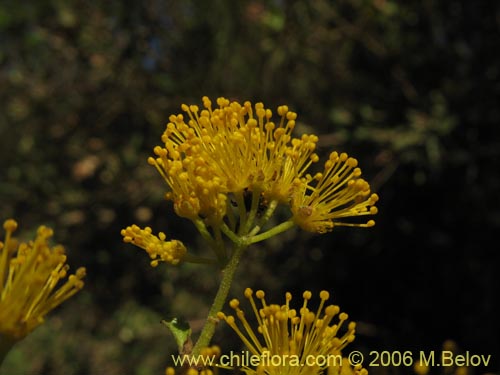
[1,1,499,374]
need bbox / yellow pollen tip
[244,288,253,298]
[303,291,312,300]
[277,105,288,116]
[255,290,265,299]
[319,290,330,300]
[3,219,18,232]
[325,305,339,316]
[304,311,315,324]
[347,157,358,168]
[229,299,240,309]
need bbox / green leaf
[161,318,192,355]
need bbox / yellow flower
[121,224,187,267]
[148,97,320,224]
[291,152,379,233]
[128,96,378,268]
[149,142,228,223]
[0,219,86,342]
[217,288,363,375]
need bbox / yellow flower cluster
[121,224,187,267]
[0,219,86,341]
[122,97,378,268]
[218,288,366,375]
[292,152,379,233]
[148,97,377,233]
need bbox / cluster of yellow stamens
[149,97,377,230]
[217,289,363,375]
[291,152,379,233]
[122,97,379,267]
[148,97,320,222]
[0,219,86,341]
[121,225,187,267]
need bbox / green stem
[193,219,226,262]
[234,192,247,235]
[193,219,214,245]
[226,197,237,232]
[241,189,261,234]
[248,199,278,236]
[220,222,243,246]
[0,334,16,366]
[191,243,247,356]
[248,219,295,244]
[182,253,218,265]
[213,226,227,263]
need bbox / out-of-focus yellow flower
[328,357,368,375]
[291,152,379,233]
[121,224,187,267]
[413,361,429,375]
[165,345,221,375]
[0,219,86,342]
[218,288,363,375]
[165,368,213,375]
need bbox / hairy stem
[241,189,261,234]
[220,222,243,245]
[0,334,16,366]
[191,244,247,356]
[248,199,278,236]
[193,219,226,262]
[248,220,295,244]
[182,253,218,265]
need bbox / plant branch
[191,243,247,356]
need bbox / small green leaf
[161,318,192,354]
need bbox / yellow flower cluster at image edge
[217,288,367,375]
[0,219,86,341]
[164,290,367,375]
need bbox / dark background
[1,1,499,374]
